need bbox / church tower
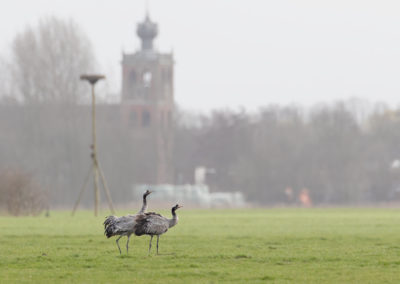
[121,13,174,184]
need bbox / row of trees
[1,17,400,209]
[175,103,400,204]
[2,99,400,207]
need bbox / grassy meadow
[1,208,400,283]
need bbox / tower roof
[137,13,158,51]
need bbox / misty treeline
[175,103,400,205]
[2,100,400,206]
[1,17,400,208]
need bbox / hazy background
[1,0,400,111]
[1,1,400,213]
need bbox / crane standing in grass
[104,190,152,254]
[133,204,182,255]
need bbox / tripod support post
[72,74,115,216]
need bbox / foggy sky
[1,0,400,111]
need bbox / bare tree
[0,56,16,104]
[11,17,95,104]
[0,17,98,208]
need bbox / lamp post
[72,74,115,216]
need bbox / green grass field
[1,208,400,283]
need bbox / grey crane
[133,204,182,255]
[137,189,152,215]
[104,190,152,254]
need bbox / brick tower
[121,13,174,184]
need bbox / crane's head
[143,189,152,197]
[172,204,182,211]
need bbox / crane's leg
[156,235,160,255]
[116,236,122,255]
[148,235,153,255]
[126,235,131,254]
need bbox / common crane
[137,189,152,215]
[133,204,182,255]
[104,190,152,254]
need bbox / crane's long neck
[138,194,148,214]
[168,208,179,228]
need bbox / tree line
[174,103,400,205]
[1,99,400,206]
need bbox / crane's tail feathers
[104,215,118,238]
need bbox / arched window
[142,71,152,88]
[142,110,151,127]
[129,70,137,84]
[129,110,137,126]
[162,69,171,83]
[167,111,172,128]
[128,70,137,98]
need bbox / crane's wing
[115,215,136,229]
[134,213,169,236]
[104,215,136,237]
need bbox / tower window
[143,71,152,88]
[129,110,137,126]
[167,111,172,127]
[142,110,151,127]
[128,71,137,99]
[163,69,171,83]
[129,70,137,84]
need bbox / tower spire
[145,0,150,18]
[137,6,158,51]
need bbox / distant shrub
[0,169,47,216]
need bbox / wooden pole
[91,84,100,217]
[71,167,91,216]
[98,162,115,214]
[73,74,115,216]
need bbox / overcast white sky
[1,0,400,111]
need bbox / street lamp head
[80,74,106,85]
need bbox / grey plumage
[133,204,182,255]
[103,190,152,254]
